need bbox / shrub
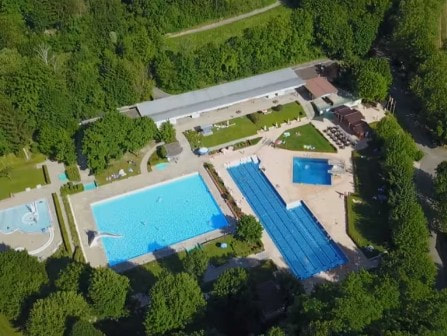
[70,320,104,336]
[52,193,72,255]
[42,164,51,184]
[212,267,248,298]
[272,104,283,111]
[248,112,260,124]
[60,182,84,196]
[66,165,81,182]
[236,214,263,243]
[157,145,167,159]
[182,248,209,279]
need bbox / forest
[2,0,447,335]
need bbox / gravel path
[166,2,281,38]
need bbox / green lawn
[0,151,46,200]
[277,123,337,153]
[95,151,144,186]
[124,235,263,292]
[347,149,389,256]
[199,117,258,148]
[253,102,305,129]
[165,5,287,52]
[0,314,22,336]
[186,102,305,149]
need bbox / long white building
[131,68,305,126]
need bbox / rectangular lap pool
[0,199,52,234]
[293,157,332,185]
[228,161,346,278]
[91,173,228,266]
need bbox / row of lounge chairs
[323,126,355,149]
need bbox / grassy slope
[347,149,389,255]
[441,1,447,46]
[0,152,46,200]
[0,314,22,336]
[277,123,337,153]
[165,5,288,52]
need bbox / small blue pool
[155,162,169,171]
[58,172,69,183]
[84,182,97,191]
[0,199,52,234]
[228,162,346,279]
[91,173,228,266]
[293,157,332,185]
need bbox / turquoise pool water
[0,199,52,234]
[91,174,228,266]
[228,162,346,278]
[293,158,332,185]
[84,182,97,191]
[58,172,68,182]
[155,162,169,171]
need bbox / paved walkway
[166,1,280,38]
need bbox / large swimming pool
[293,157,332,185]
[91,173,228,266]
[0,199,52,234]
[228,161,346,279]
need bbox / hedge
[60,182,84,196]
[65,165,81,182]
[62,196,85,263]
[51,193,72,255]
[42,165,51,184]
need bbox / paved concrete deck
[0,159,65,258]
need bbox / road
[390,69,447,288]
[166,1,280,38]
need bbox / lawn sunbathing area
[0,151,46,200]
[276,123,337,153]
[95,151,142,186]
[165,5,286,52]
[347,149,389,257]
[185,102,304,149]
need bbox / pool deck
[69,162,235,269]
[209,117,379,288]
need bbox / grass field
[347,149,389,256]
[277,123,337,153]
[165,5,289,52]
[186,102,304,149]
[199,117,258,148]
[0,152,46,200]
[0,314,22,336]
[95,151,143,186]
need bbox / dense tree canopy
[145,272,205,335]
[87,267,130,319]
[352,58,392,102]
[236,214,263,243]
[70,320,105,336]
[435,161,447,232]
[55,261,90,293]
[182,248,209,279]
[0,250,48,320]
[82,112,157,172]
[27,291,92,336]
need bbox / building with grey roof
[132,68,305,126]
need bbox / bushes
[42,164,51,184]
[60,182,84,196]
[248,112,260,124]
[66,165,81,182]
[236,215,263,243]
[272,104,283,112]
[157,145,167,159]
[52,193,72,255]
[204,162,242,218]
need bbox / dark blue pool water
[228,162,346,279]
[293,157,332,185]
